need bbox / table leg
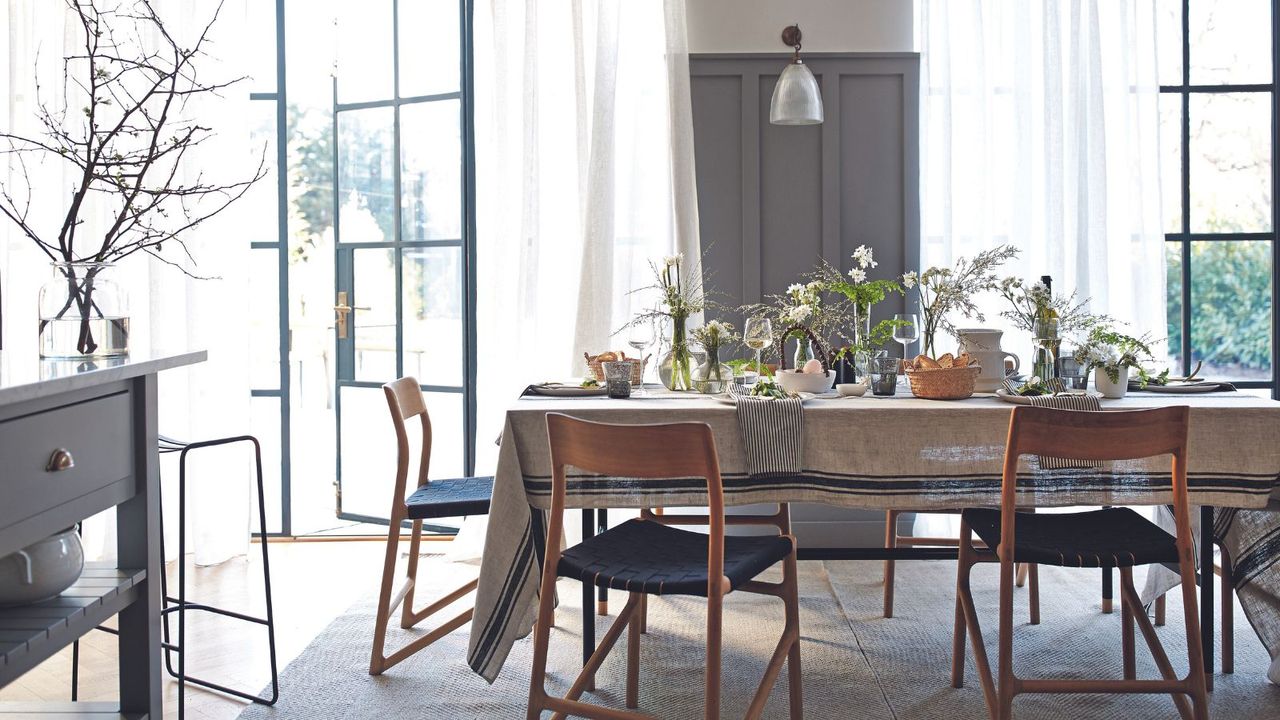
[1101,566,1113,614]
[598,508,609,616]
[1201,505,1214,691]
[581,508,596,689]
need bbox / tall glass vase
[658,315,695,391]
[38,262,130,359]
[792,333,815,368]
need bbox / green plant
[1074,327,1155,383]
[916,245,1019,357]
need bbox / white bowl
[774,369,835,394]
[836,382,868,397]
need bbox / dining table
[466,385,1280,686]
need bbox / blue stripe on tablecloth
[469,516,537,678]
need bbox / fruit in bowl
[774,367,836,394]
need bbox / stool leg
[581,509,596,691]
[1155,594,1167,626]
[251,440,280,701]
[1027,564,1040,625]
[1101,566,1114,614]
[597,509,608,616]
[1221,546,1234,674]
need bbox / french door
[331,0,477,528]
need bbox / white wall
[686,0,914,54]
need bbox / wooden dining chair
[1155,540,1235,674]
[882,508,1040,623]
[952,406,1208,720]
[528,413,803,720]
[369,377,494,676]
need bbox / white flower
[852,245,877,269]
[848,268,867,283]
[663,253,683,268]
[806,280,823,292]
[902,271,918,289]
[786,304,812,324]
[787,283,804,296]
[1030,281,1050,302]
[1000,276,1022,292]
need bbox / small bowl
[836,382,868,397]
[774,369,835,394]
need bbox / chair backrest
[383,377,432,496]
[545,413,728,591]
[1000,405,1192,561]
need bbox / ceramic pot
[1094,366,1130,399]
[956,328,1020,393]
[0,528,84,607]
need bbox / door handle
[334,291,371,339]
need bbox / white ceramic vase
[1093,366,1129,399]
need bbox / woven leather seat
[558,519,794,596]
[404,476,494,519]
[963,507,1178,568]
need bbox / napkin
[729,386,804,478]
[1027,392,1103,470]
[1130,380,1237,392]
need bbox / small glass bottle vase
[693,345,732,394]
[1031,318,1058,381]
[38,262,130,359]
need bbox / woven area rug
[239,560,1280,719]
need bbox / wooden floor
[0,539,400,720]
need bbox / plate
[994,388,1102,405]
[1134,382,1225,394]
[527,383,607,397]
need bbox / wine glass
[626,322,653,393]
[743,316,773,384]
[892,313,920,358]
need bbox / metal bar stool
[72,434,279,719]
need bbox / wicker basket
[905,365,981,400]
[584,352,649,384]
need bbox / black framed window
[1161,0,1280,395]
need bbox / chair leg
[1121,583,1136,680]
[638,594,648,635]
[883,510,898,618]
[705,590,724,720]
[401,520,423,629]
[1027,564,1040,625]
[1119,568,1195,720]
[369,511,404,675]
[1221,547,1234,674]
[784,550,804,720]
[951,532,968,689]
[626,592,640,709]
[1155,594,1167,626]
[1015,563,1028,588]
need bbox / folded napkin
[1027,392,1103,470]
[1129,380,1237,392]
[729,386,804,478]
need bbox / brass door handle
[333,292,371,340]
[46,448,75,472]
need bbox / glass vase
[792,333,815,368]
[38,262,130,359]
[1031,318,1058,380]
[693,345,732,394]
[658,316,695,391]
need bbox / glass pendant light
[769,25,823,125]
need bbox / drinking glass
[870,355,900,396]
[602,361,633,399]
[743,316,773,383]
[626,322,653,393]
[892,313,920,357]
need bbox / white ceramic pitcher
[956,328,1020,393]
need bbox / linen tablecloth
[468,389,1280,682]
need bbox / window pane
[401,100,463,240]
[402,247,463,385]
[337,107,396,244]
[250,249,281,389]
[1156,0,1182,86]
[336,0,394,104]
[1189,0,1272,85]
[1189,240,1272,380]
[398,0,461,97]
[353,248,398,381]
[1189,93,1273,233]
[1165,242,1185,376]
[247,0,277,92]
[1159,93,1183,234]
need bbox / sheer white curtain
[1,0,256,565]
[472,0,701,473]
[915,0,1166,537]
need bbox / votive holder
[603,361,633,399]
[871,356,900,396]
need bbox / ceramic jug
[956,328,1020,393]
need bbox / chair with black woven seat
[951,405,1208,720]
[369,376,494,675]
[527,413,802,720]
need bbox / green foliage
[1166,242,1272,372]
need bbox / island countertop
[0,349,207,406]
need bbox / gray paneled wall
[690,52,921,547]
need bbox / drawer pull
[46,448,76,472]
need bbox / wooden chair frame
[528,413,802,720]
[1155,538,1234,674]
[882,509,1040,623]
[951,406,1208,720]
[369,377,478,676]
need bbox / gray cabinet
[0,351,205,718]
